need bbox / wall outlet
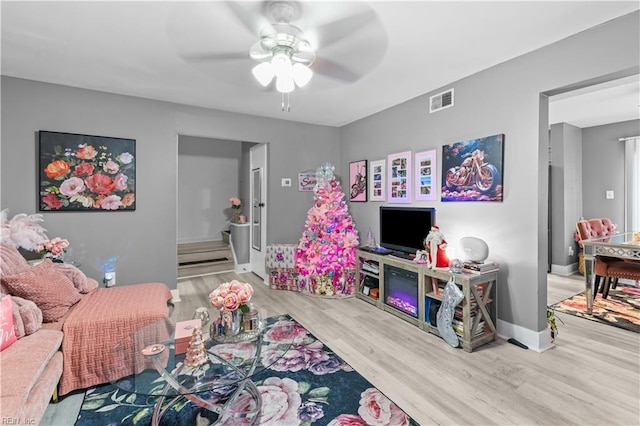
[568,246,574,256]
[104,271,116,287]
[281,178,291,187]
[605,190,614,199]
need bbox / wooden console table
[356,250,498,352]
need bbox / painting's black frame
[38,130,136,212]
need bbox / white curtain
[623,136,640,232]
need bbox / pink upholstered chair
[599,260,640,298]
[576,218,639,298]
[576,218,616,294]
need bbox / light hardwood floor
[43,272,640,425]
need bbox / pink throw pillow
[11,295,43,337]
[0,259,82,322]
[1,295,17,350]
[52,262,96,293]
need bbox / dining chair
[598,260,640,299]
[575,218,617,295]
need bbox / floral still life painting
[39,131,136,211]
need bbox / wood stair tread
[177,240,234,277]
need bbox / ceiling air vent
[429,88,454,113]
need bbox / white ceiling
[2,1,638,128]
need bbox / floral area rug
[75,314,419,426]
[550,285,640,333]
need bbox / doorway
[176,135,268,279]
[546,73,639,276]
[250,143,268,279]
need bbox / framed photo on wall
[349,159,368,202]
[38,131,136,211]
[441,133,504,202]
[368,159,386,201]
[415,149,437,201]
[387,150,412,203]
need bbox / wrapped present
[269,268,299,291]
[266,244,296,269]
[175,319,201,354]
[298,269,357,298]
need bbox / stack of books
[462,261,499,274]
[452,318,485,337]
[361,260,379,274]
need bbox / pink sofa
[0,243,174,424]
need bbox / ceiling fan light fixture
[292,62,312,88]
[252,62,275,87]
[271,52,292,76]
[276,74,295,93]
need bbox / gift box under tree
[266,244,298,291]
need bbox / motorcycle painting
[441,134,504,202]
[349,159,368,202]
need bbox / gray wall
[1,12,637,348]
[339,12,639,344]
[177,135,242,243]
[1,77,341,288]
[582,119,640,229]
[550,123,582,270]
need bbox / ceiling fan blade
[183,52,249,62]
[313,9,376,50]
[312,57,361,83]
[226,1,274,36]
[249,41,272,61]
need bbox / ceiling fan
[226,0,384,87]
[170,1,386,109]
[245,1,317,93]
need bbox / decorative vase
[220,309,241,336]
[43,252,64,263]
[232,210,242,223]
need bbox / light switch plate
[281,178,292,187]
[606,190,614,199]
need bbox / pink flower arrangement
[36,237,69,257]
[209,280,253,312]
[229,197,242,210]
[229,197,243,223]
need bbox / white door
[250,143,268,279]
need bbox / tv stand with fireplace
[356,249,498,352]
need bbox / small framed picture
[415,149,437,201]
[298,171,316,191]
[369,159,386,202]
[387,151,412,203]
[349,160,368,202]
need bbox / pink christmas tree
[296,163,359,297]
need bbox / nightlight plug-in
[104,271,116,287]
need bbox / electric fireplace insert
[383,264,418,318]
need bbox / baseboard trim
[550,262,578,276]
[497,319,554,353]
[235,263,252,274]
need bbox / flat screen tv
[379,206,436,255]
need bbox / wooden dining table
[580,231,640,314]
